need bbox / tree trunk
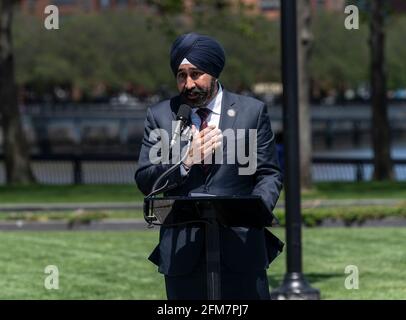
[297,0,313,189]
[0,0,35,184]
[369,0,393,180]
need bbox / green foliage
[66,210,109,228]
[344,0,406,90]
[275,205,406,227]
[310,11,369,89]
[12,8,280,93]
[2,205,406,228]
[13,11,174,92]
[301,181,406,200]
[0,210,141,221]
[147,0,184,15]
[185,12,281,88]
[11,6,406,94]
[386,15,406,89]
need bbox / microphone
[170,104,192,148]
[149,104,192,196]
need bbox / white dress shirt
[190,83,223,130]
[180,82,223,176]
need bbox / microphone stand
[144,130,193,228]
[147,128,193,198]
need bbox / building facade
[19,0,406,19]
[242,0,346,20]
[19,0,142,15]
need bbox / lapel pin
[227,109,236,117]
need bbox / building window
[27,0,36,12]
[99,0,111,8]
[116,0,129,7]
[260,0,280,11]
[317,0,325,9]
[81,0,92,11]
[52,0,78,5]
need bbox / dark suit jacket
[134,88,284,276]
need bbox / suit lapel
[170,95,182,121]
[219,89,238,151]
[206,89,239,180]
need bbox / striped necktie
[196,107,211,131]
[196,108,212,175]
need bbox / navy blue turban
[170,32,226,79]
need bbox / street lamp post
[270,0,320,300]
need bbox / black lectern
[144,195,278,300]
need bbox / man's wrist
[180,162,191,177]
[182,161,192,171]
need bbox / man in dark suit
[135,32,283,300]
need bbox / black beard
[181,79,217,108]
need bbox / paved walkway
[0,199,404,231]
[1,216,406,231]
[0,219,148,231]
[0,199,404,212]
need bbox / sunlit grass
[1,182,406,204]
[0,228,404,299]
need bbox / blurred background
[1,0,406,185]
[0,0,406,300]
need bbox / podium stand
[144,195,278,300]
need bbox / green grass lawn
[0,228,404,299]
[1,182,406,204]
[0,185,144,203]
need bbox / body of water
[1,146,405,184]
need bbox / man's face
[176,63,218,108]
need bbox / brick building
[19,0,143,15]
[19,0,406,19]
[19,0,346,18]
[243,0,346,20]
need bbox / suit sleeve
[134,107,184,196]
[251,103,283,213]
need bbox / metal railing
[1,154,406,184]
[1,103,404,153]
[312,157,406,182]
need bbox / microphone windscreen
[177,104,192,122]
